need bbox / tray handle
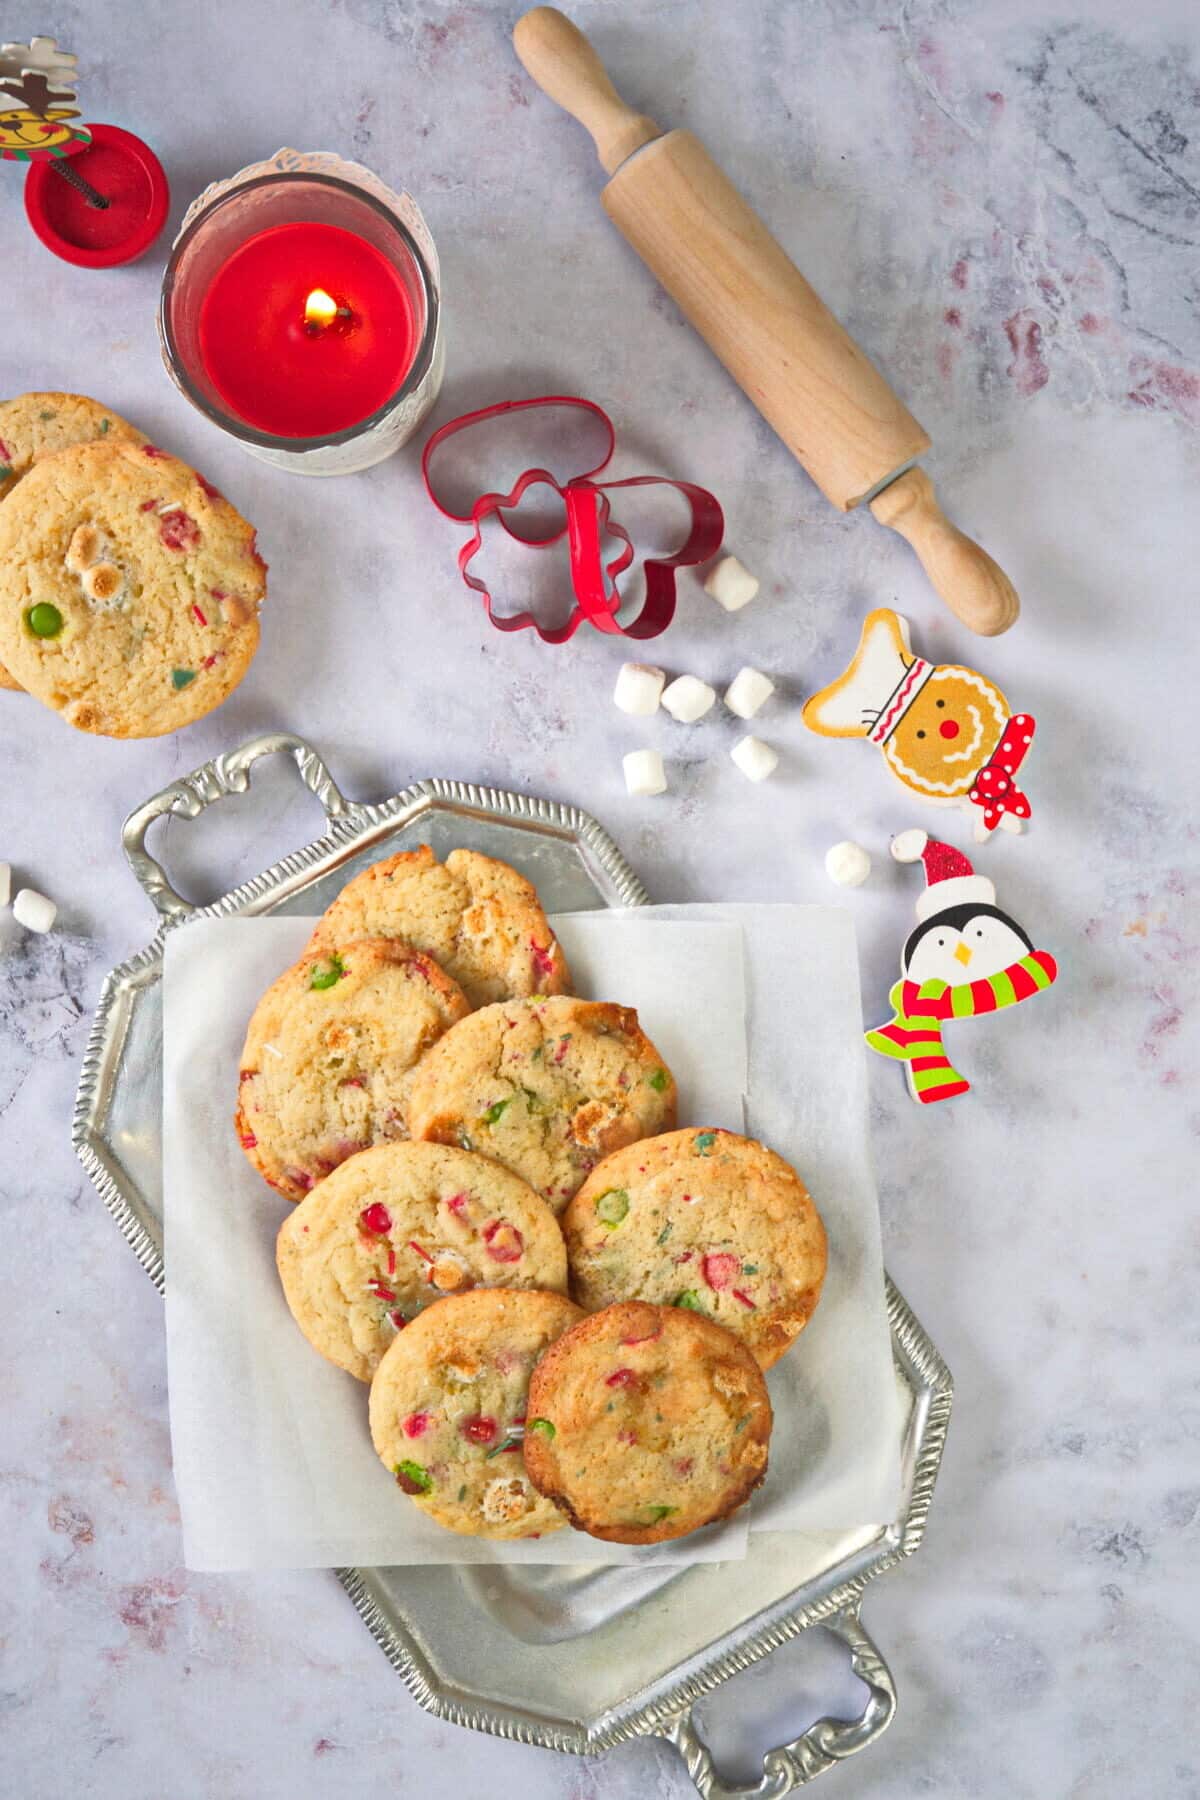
[659,1604,896,1799]
[122,731,352,921]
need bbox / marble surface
[1,0,1197,1793]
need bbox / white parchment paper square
[163,914,751,1570]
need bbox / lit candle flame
[304,287,339,330]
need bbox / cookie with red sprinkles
[0,437,265,736]
[235,937,470,1203]
[406,995,677,1215]
[368,1287,584,1537]
[563,1129,827,1370]
[307,845,571,1010]
[277,1142,567,1381]
[523,1300,772,1544]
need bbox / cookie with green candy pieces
[276,1141,568,1382]
[0,392,146,691]
[306,843,572,1010]
[563,1128,827,1370]
[236,938,470,1203]
[406,995,677,1216]
[523,1300,773,1544]
[0,437,265,735]
[368,1287,584,1538]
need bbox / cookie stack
[238,845,828,1545]
[0,392,265,736]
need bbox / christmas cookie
[563,1129,827,1370]
[368,1287,584,1538]
[236,938,471,1203]
[865,831,1058,1105]
[277,1142,568,1381]
[307,845,571,1010]
[0,392,146,689]
[406,996,677,1215]
[523,1300,772,1544]
[802,609,1036,840]
[0,439,265,736]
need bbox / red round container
[25,124,169,268]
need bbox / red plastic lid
[24,124,169,268]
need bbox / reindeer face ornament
[0,42,89,160]
[803,609,1036,841]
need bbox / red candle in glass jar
[198,220,418,438]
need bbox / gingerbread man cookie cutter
[421,396,724,643]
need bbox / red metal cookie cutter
[421,396,724,642]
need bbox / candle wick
[49,156,110,211]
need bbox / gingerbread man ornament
[802,609,1035,840]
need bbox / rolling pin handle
[869,468,1020,637]
[513,6,662,174]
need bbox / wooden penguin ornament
[865,830,1058,1105]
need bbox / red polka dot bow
[969,714,1036,832]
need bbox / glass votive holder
[159,148,444,476]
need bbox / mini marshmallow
[661,674,716,723]
[730,735,779,782]
[13,887,56,933]
[623,749,668,796]
[825,841,872,887]
[613,662,666,716]
[704,555,759,612]
[0,862,9,908]
[724,666,775,720]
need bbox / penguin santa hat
[866,829,1058,1104]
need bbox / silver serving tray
[74,732,952,1799]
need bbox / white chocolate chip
[65,522,101,574]
[703,554,759,612]
[217,592,251,627]
[0,862,9,906]
[730,736,778,782]
[481,1476,534,1524]
[613,662,666,716]
[724,666,775,720]
[661,674,716,723]
[623,748,668,796]
[824,841,872,887]
[13,887,56,933]
[82,561,123,604]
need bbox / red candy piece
[239,1132,257,1149]
[605,1367,638,1388]
[359,1203,393,1235]
[619,1320,663,1346]
[461,1415,497,1445]
[366,1279,396,1302]
[482,1220,523,1264]
[732,1288,757,1310]
[444,1192,469,1218]
[702,1252,740,1291]
[402,1411,431,1439]
[159,509,200,553]
[529,939,556,978]
[191,602,208,627]
[407,1240,434,1263]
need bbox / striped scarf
[865,951,1057,1104]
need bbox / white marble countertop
[1,0,1196,1794]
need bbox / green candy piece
[693,1132,717,1155]
[595,1188,630,1228]
[481,1097,512,1126]
[644,1504,676,1523]
[25,603,64,639]
[98,418,111,434]
[171,668,197,690]
[647,1068,669,1092]
[674,1290,703,1312]
[528,1418,556,1440]
[394,1459,432,1494]
[655,1221,673,1245]
[38,409,55,421]
[309,954,344,991]
[0,465,12,483]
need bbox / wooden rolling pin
[513,6,1019,635]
